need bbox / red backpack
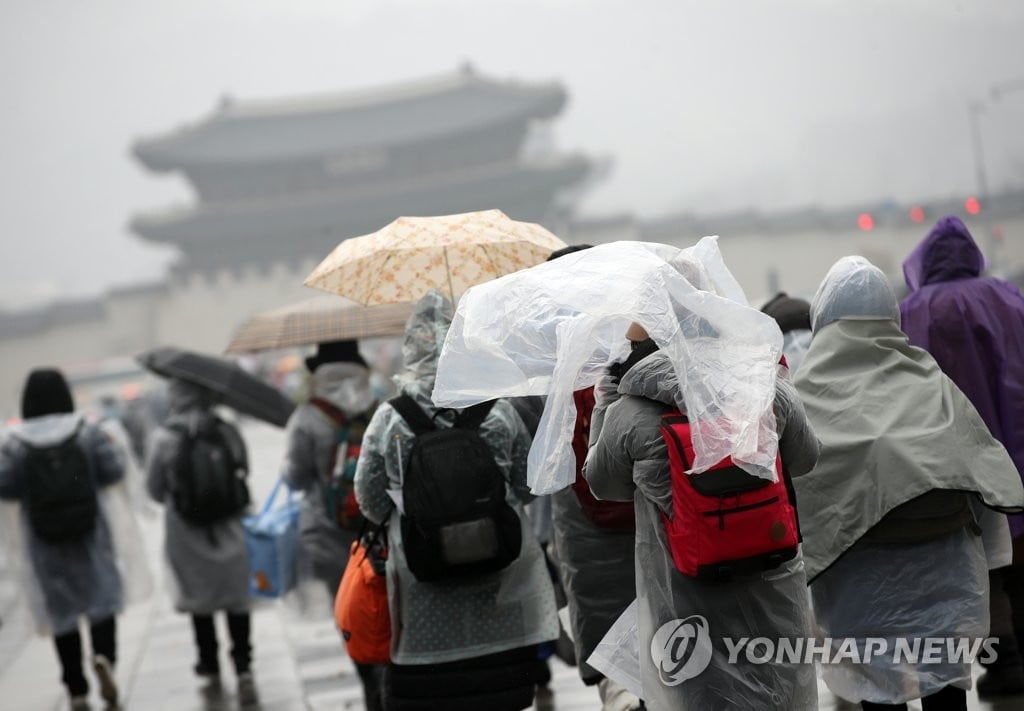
[659,412,798,580]
[571,388,636,530]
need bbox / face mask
[312,364,374,416]
[320,379,374,416]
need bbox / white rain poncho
[433,238,784,494]
[0,414,152,635]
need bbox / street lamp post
[968,100,989,207]
[967,78,1024,274]
[967,100,998,271]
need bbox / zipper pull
[717,501,726,530]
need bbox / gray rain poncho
[0,414,151,635]
[433,238,785,494]
[145,380,251,614]
[282,361,375,593]
[794,256,1024,704]
[354,290,559,665]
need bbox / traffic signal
[909,206,925,223]
[857,213,875,231]
[965,197,981,215]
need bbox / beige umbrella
[224,295,413,354]
[303,209,567,304]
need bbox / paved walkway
[3,556,1024,711]
[2,421,1023,710]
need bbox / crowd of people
[0,214,1022,711]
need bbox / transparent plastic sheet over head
[433,238,783,494]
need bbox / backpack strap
[311,397,348,427]
[388,395,437,436]
[213,417,249,476]
[456,400,496,431]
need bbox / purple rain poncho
[900,216,1024,538]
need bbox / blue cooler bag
[244,479,300,598]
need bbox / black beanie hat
[760,292,812,334]
[21,368,75,420]
[305,339,367,372]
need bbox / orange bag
[335,534,391,664]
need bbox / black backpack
[169,417,250,526]
[389,395,522,582]
[22,424,99,544]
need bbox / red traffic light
[857,213,875,231]
[965,197,981,215]
[909,206,925,223]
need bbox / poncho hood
[11,412,83,448]
[903,215,984,291]
[396,290,454,406]
[167,378,217,415]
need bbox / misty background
[2,0,1023,310]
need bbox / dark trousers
[356,662,385,711]
[861,685,967,711]
[1005,562,1024,657]
[384,646,541,711]
[53,616,116,696]
[983,567,1024,673]
[191,612,251,674]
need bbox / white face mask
[311,363,374,416]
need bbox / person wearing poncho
[354,290,559,711]
[582,273,821,709]
[0,369,152,710]
[794,256,1024,709]
[432,238,818,708]
[899,216,1024,698]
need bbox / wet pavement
[0,420,1022,710]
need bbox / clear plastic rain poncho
[0,414,153,635]
[433,237,784,494]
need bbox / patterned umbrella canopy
[303,209,567,305]
[223,295,412,354]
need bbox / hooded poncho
[354,290,558,665]
[794,256,1024,581]
[282,361,375,591]
[0,371,151,635]
[145,379,251,614]
[796,256,1024,703]
[900,216,1024,537]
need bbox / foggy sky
[2,0,1022,310]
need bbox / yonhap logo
[651,615,713,685]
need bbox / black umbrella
[137,346,295,427]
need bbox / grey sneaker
[237,671,258,707]
[92,655,119,708]
[69,695,91,711]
